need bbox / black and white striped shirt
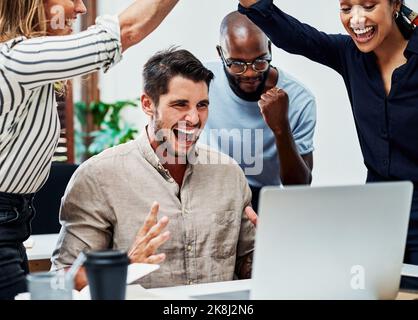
[0,15,122,194]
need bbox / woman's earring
[394,11,400,19]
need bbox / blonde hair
[0,0,68,94]
[0,0,49,42]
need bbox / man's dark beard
[223,65,270,102]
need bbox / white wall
[91,0,418,186]
[97,0,238,131]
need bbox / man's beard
[223,65,270,102]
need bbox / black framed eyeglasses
[217,45,272,75]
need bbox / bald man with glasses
[202,11,317,212]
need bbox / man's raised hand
[128,202,170,264]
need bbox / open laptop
[251,182,413,300]
[192,182,413,300]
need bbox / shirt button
[188,280,194,285]
[187,245,192,252]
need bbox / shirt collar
[137,127,163,172]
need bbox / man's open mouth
[172,127,199,144]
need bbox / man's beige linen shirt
[51,129,255,288]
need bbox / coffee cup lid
[84,250,129,266]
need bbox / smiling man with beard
[203,11,317,211]
[51,48,256,290]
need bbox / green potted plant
[74,99,139,162]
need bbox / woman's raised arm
[119,0,179,52]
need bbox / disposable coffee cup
[27,270,73,300]
[84,250,130,300]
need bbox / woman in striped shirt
[0,0,178,300]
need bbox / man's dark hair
[143,47,214,105]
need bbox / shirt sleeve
[0,15,122,91]
[290,94,317,155]
[238,0,350,74]
[51,160,115,270]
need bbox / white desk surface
[16,278,418,300]
[25,233,59,260]
[148,279,251,299]
[143,278,418,300]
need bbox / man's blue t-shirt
[200,61,317,188]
